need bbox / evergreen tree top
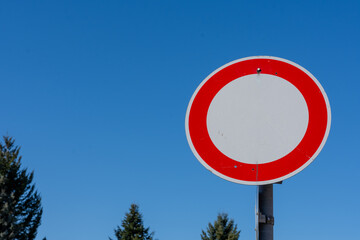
[0,136,43,240]
[112,204,154,240]
[201,213,240,240]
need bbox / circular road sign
[185,56,331,185]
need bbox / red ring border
[186,57,330,184]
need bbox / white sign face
[185,56,331,185]
[207,74,309,164]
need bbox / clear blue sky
[0,1,359,239]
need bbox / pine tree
[112,204,154,240]
[201,213,240,240]
[0,136,43,240]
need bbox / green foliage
[201,213,240,240]
[0,136,43,240]
[112,204,154,240]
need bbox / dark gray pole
[258,184,274,240]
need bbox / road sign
[185,56,331,185]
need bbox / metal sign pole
[258,184,274,240]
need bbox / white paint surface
[206,74,309,164]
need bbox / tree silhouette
[112,204,154,240]
[0,136,43,240]
[201,213,240,240]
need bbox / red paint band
[188,59,328,182]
